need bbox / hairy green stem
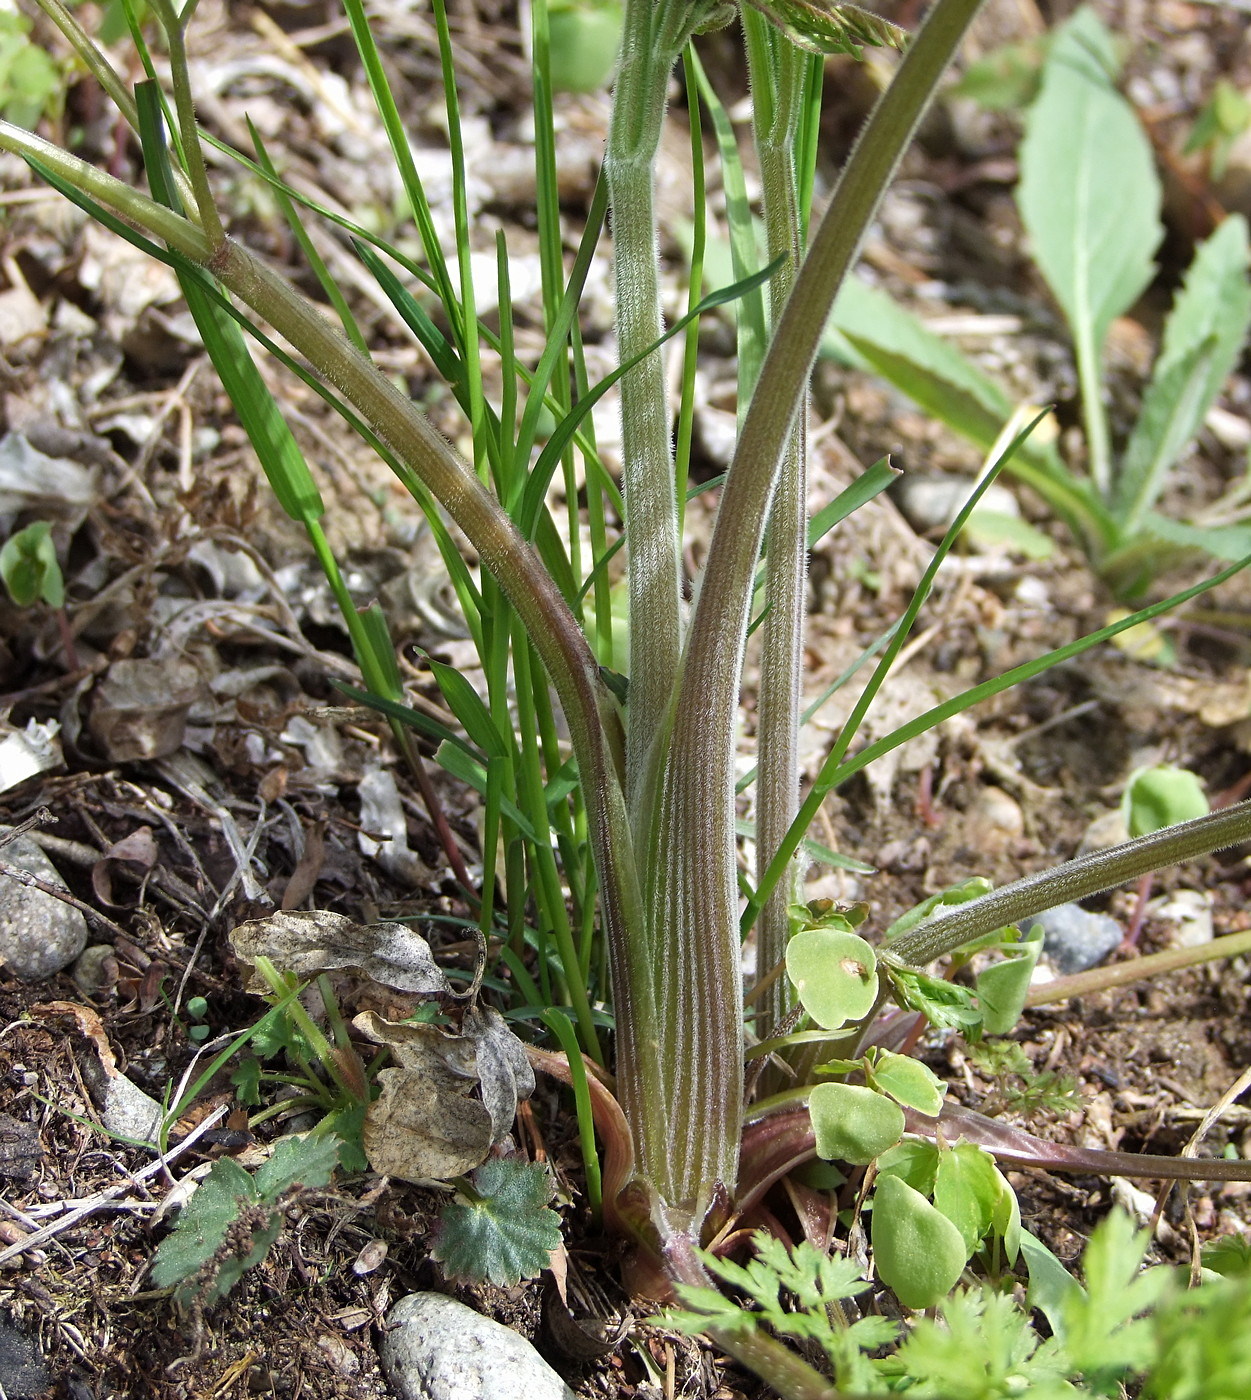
[886,801,1251,966]
[639,0,986,1226]
[605,0,684,811]
[748,21,808,1043]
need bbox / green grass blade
[518,257,783,538]
[689,47,769,408]
[747,551,1251,934]
[248,120,368,355]
[135,83,325,527]
[340,0,461,335]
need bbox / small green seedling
[1185,79,1251,183]
[184,995,210,1044]
[1119,764,1210,949]
[545,0,623,93]
[0,12,61,128]
[0,521,64,608]
[826,6,1251,599]
[1123,765,1210,838]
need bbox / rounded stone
[380,1292,576,1400]
[0,833,88,979]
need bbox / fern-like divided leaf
[431,1158,562,1288]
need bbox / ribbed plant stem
[749,25,808,1043]
[604,0,683,814]
[641,0,988,1227]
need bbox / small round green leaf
[933,1142,1003,1255]
[870,1051,946,1116]
[787,928,878,1030]
[871,1173,967,1310]
[809,1082,904,1165]
[1123,765,1208,839]
[875,1139,941,1196]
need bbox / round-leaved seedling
[871,1172,968,1310]
[809,1082,904,1165]
[787,928,878,1029]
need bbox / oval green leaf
[871,1173,968,1310]
[871,1051,946,1116]
[1123,765,1209,839]
[809,1083,904,1166]
[933,1142,1003,1255]
[787,929,878,1030]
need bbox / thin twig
[0,1104,227,1268]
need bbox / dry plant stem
[1024,926,1251,1007]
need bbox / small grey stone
[1020,903,1122,976]
[380,1293,576,1400]
[0,833,88,979]
[893,473,1020,535]
[0,1316,49,1399]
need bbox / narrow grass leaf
[135,83,324,526]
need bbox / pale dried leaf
[229,911,450,995]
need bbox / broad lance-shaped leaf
[1116,214,1251,530]
[1017,6,1162,490]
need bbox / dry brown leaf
[229,910,451,996]
[352,1008,534,1182]
[31,1000,117,1076]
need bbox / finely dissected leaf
[871,1173,968,1310]
[809,1082,904,1165]
[889,1287,1070,1398]
[1062,1209,1171,1382]
[884,963,982,1034]
[932,1142,1004,1255]
[786,928,878,1030]
[742,0,906,57]
[431,1158,562,1287]
[870,1050,946,1116]
[1145,1276,1251,1400]
[1017,6,1162,477]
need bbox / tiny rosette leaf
[1123,765,1209,839]
[431,1159,562,1287]
[810,1082,904,1165]
[872,1173,968,1310]
[787,928,878,1030]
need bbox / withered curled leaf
[229,910,451,996]
[352,1009,535,1182]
